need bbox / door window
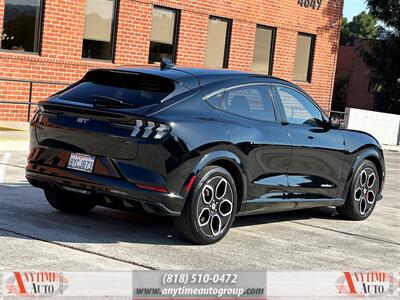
[221,85,276,122]
[276,86,323,126]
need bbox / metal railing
[0,77,348,125]
[0,78,71,122]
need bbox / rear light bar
[129,120,170,140]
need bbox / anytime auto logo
[336,271,398,297]
[5,272,69,297]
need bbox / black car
[26,63,385,244]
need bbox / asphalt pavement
[0,145,399,274]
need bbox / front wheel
[173,166,237,244]
[336,160,379,220]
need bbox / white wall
[344,108,400,145]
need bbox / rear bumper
[26,163,184,216]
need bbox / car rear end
[26,67,199,215]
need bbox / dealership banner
[2,271,399,299]
[132,271,266,299]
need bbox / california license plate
[67,153,95,173]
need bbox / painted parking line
[0,152,12,183]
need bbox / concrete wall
[344,108,400,145]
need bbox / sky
[343,0,368,20]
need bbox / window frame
[0,0,45,55]
[203,83,279,123]
[81,0,119,62]
[293,32,316,83]
[148,5,181,64]
[252,24,276,76]
[205,15,232,69]
[271,83,328,127]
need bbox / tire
[44,189,96,214]
[173,166,237,244]
[336,160,379,220]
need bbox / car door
[272,84,346,203]
[216,82,293,213]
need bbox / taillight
[33,105,58,124]
[130,120,170,140]
[30,105,44,124]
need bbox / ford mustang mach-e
[26,63,385,244]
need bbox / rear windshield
[59,70,175,107]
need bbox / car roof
[100,65,297,90]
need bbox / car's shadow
[0,182,342,246]
[234,206,340,228]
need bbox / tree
[360,0,400,113]
[340,11,378,45]
[366,0,400,32]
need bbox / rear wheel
[336,160,379,220]
[44,189,96,214]
[173,166,237,244]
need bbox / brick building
[0,0,343,122]
[335,40,394,113]
[335,40,375,111]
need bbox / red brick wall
[335,42,374,110]
[0,0,343,121]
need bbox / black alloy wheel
[173,166,237,244]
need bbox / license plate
[67,153,95,173]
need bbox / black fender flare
[340,146,385,202]
[181,150,248,211]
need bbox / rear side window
[221,85,276,122]
[59,71,175,107]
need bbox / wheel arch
[189,150,247,213]
[342,147,385,201]
[365,155,383,190]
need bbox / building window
[82,0,117,60]
[293,33,315,82]
[205,16,231,68]
[252,25,275,75]
[149,6,180,64]
[1,0,43,53]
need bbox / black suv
[26,64,385,244]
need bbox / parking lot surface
[0,147,399,273]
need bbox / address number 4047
[298,0,323,10]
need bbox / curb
[382,145,400,152]
[0,121,29,131]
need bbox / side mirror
[329,114,341,129]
